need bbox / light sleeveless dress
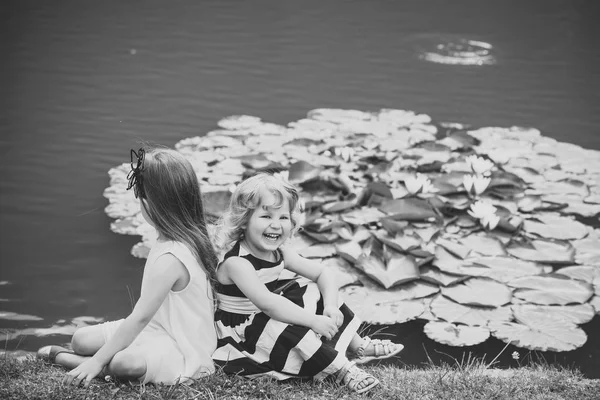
[212,241,361,381]
[100,240,216,384]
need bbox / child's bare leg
[43,324,107,370]
[105,348,147,381]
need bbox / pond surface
[1,0,599,377]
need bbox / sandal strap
[371,339,396,357]
[342,365,377,390]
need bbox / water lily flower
[404,174,438,195]
[273,170,290,182]
[463,174,491,195]
[465,155,494,177]
[468,200,500,230]
[334,146,355,162]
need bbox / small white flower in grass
[465,155,494,177]
[468,200,500,230]
[404,173,438,195]
[512,351,520,360]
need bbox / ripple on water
[409,34,497,66]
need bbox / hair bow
[126,148,145,198]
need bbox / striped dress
[212,241,361,381]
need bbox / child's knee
[108,352,147,378]
[71,326,104,355]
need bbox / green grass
[2,354,599,400]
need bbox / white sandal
[353,336,404,365]
[337,363,380,394]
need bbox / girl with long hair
[38,146,219,387]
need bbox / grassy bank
[1,355,598,400]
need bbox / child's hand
[311,315,339,340]
[323,306,344,328]
[63,358,104,388]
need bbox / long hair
[136,146,219,300]
[216,173,302,253]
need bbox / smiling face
[242,189,293,261]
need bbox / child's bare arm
[221,257,338,339]
[63,254,186,387]
[281,248,340,309]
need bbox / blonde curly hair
[215,173,303,254]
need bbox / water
[1,0,599,377]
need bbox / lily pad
[288,161,321,184]
[298,243,337,259]
[555,265,600,287]
[354,252,420,289]
[433,247,490,276]
[378,197,439,221]
[335,241,363,264]
[507,239,575,264]
[468,256,546,283]
[441,277,512,307]
[512,303,595,325]
[419,266,467,287]
[508,274,594,305]
[522,213,588,240]
[430,295,512,327]
[490,317,587,352]
[424,321,490,347]
[340,285,427,324]
[458,233,507,257]
[322,257,362,288]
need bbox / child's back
[144,240,216,380]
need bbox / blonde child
[212,173,403,394]
[37,147,219,387]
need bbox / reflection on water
[1,0,599,377]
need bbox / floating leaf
[340,285,426,324]
[288,160,321,184]
[508,274,594,305]
[217,115,262,130]
[376,232,422,253]
[468,256,546,283]
[507,239,575,264]
[512,303,595,325]
[430,295,512,326]
[436,238,471,259]
[298,243,337,259]
[458,233,506,256]
[321,200,356,214]
[555,265,600,287]
[341,207,386,225]
[433,247,489,276]
[202,190,232,218]
[590,296,600,314]
[378,197,439,221]
[523,214,589,240]
[573,235,600,266]
[354,253,419,289]
[424,321,490,347]
[322,257,362,288]
[441,277,512,307]
[419,266,467,287]
[490,317,587,352]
